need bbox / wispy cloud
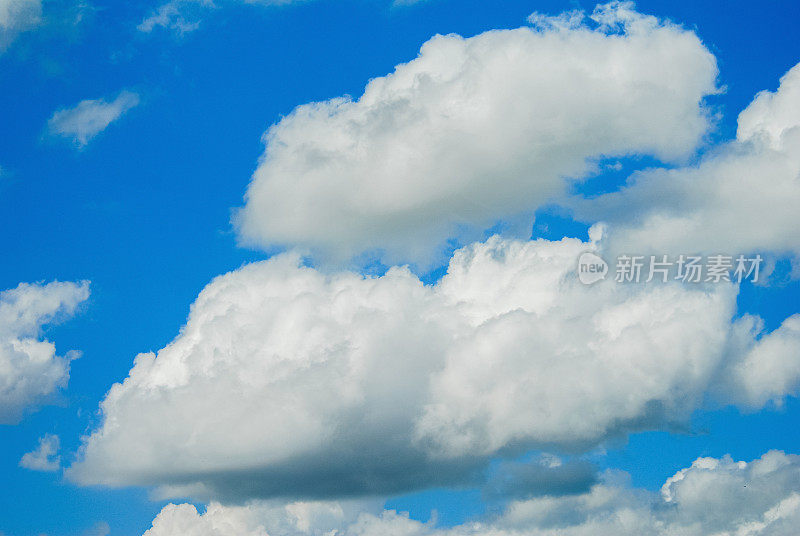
[19,434,61,472]
[138,0,215,36]
[0,0,42,51]
[138,0,431,37]
[47,90,139,148]
[392,0,429,6]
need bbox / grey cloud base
[143,450,800,536]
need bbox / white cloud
[0,0,41,51]
[234,2,718,265]
[142,450,800,536]
[144,498,381,536]
[138,0,215,36]
[19,433,61,471]
[47,90,140,148]
[82,522,111,536]
[576,61,800,264]
[0,280,89,424]
[139,0,431,36]
[66,234,800,500]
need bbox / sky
[1,0,800,535]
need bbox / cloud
[82,522,110,536]
[138,0,432,36]
[574,61,800,264]
[0,0,41,51]
[47,90,140,148]
[233,2,718,265]
[721,314,800,409]
[142,450,800,536]
[138,0,215,36]
[144,498,382,536]
[66,234,800,501]
[0,280,89,424]
[19,433,61,471]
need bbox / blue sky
[2,1,800,535]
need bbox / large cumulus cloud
[0,280,90,424]
[143,450,800,536]
[67,235,800,500]
[234,2,718,265]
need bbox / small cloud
[138,0,215,36]
[392,0,429,6]
[47,90,139,148]
[0,0,41,51]
[19,433,61,472]
[82,521,110,536]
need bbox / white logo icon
[577,252,608,285]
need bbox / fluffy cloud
[67,234,800,500]
[142,450,800,536]
[19,433,61,471]
[0,280,89,424]
[234,2,718,265]
[47,90,140,148]
[721,314,800,409]
[577,61,800,263]
[144,498,381,536]
[0,0,41,51]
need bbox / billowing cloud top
[0,280,89,424]
[234,2,718,265]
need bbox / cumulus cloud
[0,280,89,424]
[144,498,382,536]
[142,450,800,536]
[0,0,41,51]
[66,234,800,501]
[721,314,800,409]
[19,433,61,471]
[234,2,718,265]
[47,90,140,148]
[576,61,800,264]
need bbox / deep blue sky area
[1,1,800,534]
